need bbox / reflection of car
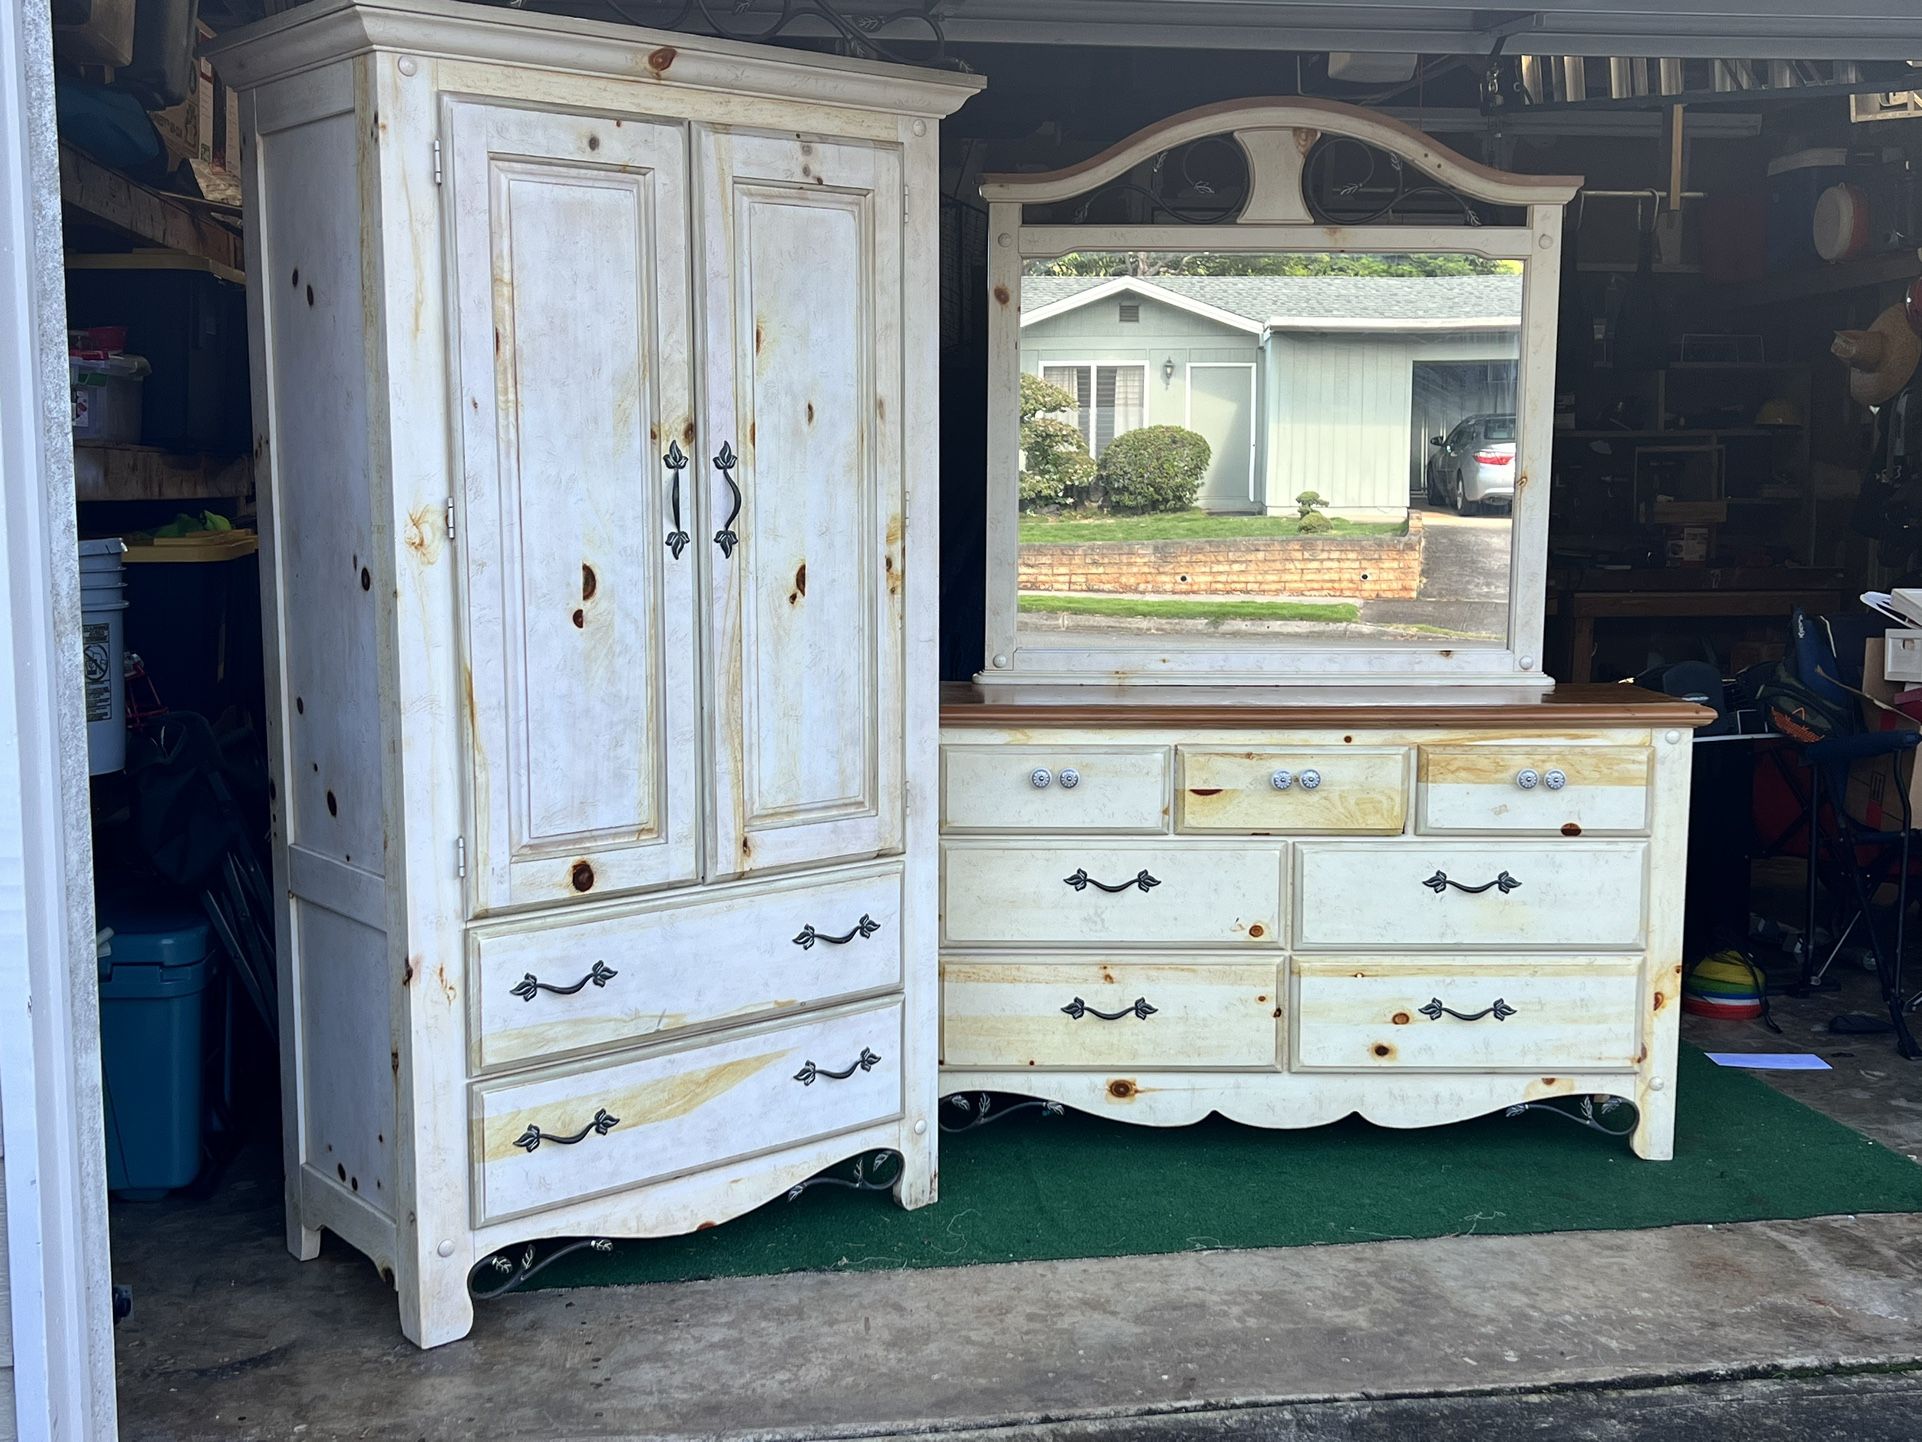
[1426,413,1517,514]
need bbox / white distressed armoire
[210,0,979,1347]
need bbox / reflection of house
[1021,273,1521,516]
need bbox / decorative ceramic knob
[1271,769,1294,790]
[1030,768,1052,789]
[1544,769,1567,791]
[1516,768,1539,790]
[1299,769,1321,790]
[1059,768,1080,789]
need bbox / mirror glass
[1013,251,1522,649]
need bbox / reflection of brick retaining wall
[1018,513,1423,601]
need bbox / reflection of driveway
[1359,502,1511,640]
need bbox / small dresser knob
[1030,767,1052,789]
[1059,768,1080,789]
[1299,769,1321,790]
[1516,768,1539,790]
[1271,769,1293,790]
[1544,768,1567,791]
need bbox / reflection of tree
[1018,372,1094,510]
[1037,251,1516,277]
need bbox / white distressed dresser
[211,0,978,1346]
[949,100,1714,1156]
[939,686,1712,1159]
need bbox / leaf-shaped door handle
[713,441,741,558]
[663,440,690,559]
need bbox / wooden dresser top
[940,682,1718,731]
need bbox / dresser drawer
[1294,841,1646,950]
[941,959,1279,1069]
[1417,745,1651,835]
[472,1002,902,1225]
[1177,746,1408,835]
[941,745,1170,834]
[1291,959,1643,1071]
[468,867,902,1072]
[943,842,1284,948]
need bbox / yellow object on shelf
[120,530,258,564]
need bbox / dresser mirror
[979,101,1579,686]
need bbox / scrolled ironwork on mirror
[979,99,1580,688]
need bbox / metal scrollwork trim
[1506,1094,1637,1139]
[1063,867,1161,894]
[792,914,881,949]
[1060,996,1157,1021]
[513,1107,619,1153]
[509,960,618,1002]
[469,1237,614,1301]
[794,1047,882,1085]
[785,1149,904,1201]
[663,439,690,559]
[1423,869,1522,895]
[712,440,742,558]
[940,1093,1065,1132]
[1418,996,1518,1022]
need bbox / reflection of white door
[1187,362,1256,512]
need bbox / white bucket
[79,538,128,775]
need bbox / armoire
[210,0,980,1346]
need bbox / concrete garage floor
[110,965,1922,1442]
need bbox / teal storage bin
[97,897,218,1200]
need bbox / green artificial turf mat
[530,1046,1922,1290]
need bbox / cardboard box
[1886,628,1922,682]
[1844,638,1922,831]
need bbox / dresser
[211,0,978,1347]
[939,686,1713,1159]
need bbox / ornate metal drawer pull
[792,914,880,949]
[1423,869,1522,895]
[794,1047,881,1085]
[513,1107,619,1153]
[1061,996,1157,1021]
[1418,997,1518,1023]
[712,441,742,558]
[663,439,690,559]
[1063,867,1160,894]
[509,961,617,1002]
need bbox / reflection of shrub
[1298,510,1333,534]
[1096,425,1211,514]
[1019,373,1094,510]
[1295,490,1328,520]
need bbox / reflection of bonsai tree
[1295,489,1331,532]
[1019,372,1094,510]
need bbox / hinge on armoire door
[432,137,443,185]
[444,497,456,540]
[455,836,467,878]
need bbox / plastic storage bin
[97,895,218,1199]
[69,351,149,442]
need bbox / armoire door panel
[698,128,905,879]
[446,101,700,912]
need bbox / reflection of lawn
[1019,510,1406,543]
[1018,595,1360,624]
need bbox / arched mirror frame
[979,98,1582,688]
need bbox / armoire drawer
[1291,959,1643,1072]
[1417,745,1651,835]
[1294,841,1646,950]
[941,745,1171,834]
[468,867,903,1072]
[940,959,1279,1069]
[472,1001,903,1225]
[943,841,1285,948]
[1176,746,1408,835]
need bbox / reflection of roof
[1020,272,1524,330]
